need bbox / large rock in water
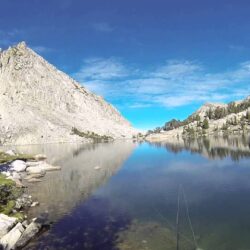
[0,214,17,238]
[0,222,24,250]
[0,42,137,145]
[15,221,41,248]
[10,160,27,172]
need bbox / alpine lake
[3,134,250,250]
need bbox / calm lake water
[6,135,250,250]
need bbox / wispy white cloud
[31,46,54,54]
[0,29,54,56]
[228,44,247,52]
[128,103,152,108]
[152,60,202,79]
[91,22,114,33]
[73,58,250,108]
[0,29,23,47]
[74,57,128,81]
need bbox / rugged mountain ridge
[147,96,250,141]
[0,42,137,145]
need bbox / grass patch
[0,173,15,186]
[0,173,23,216]
[0,151,35,164]
[12,212,25,221]
[72,127,114,142]
[2,200,16,215]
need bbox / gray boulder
[0,214,17,238]
[10,161,26,172]
[0,222,24,250]
[15,221,41,248]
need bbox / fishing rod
[176,184,204,250]
[176,185,181,250]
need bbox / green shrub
[71,127,113,142]
[202,118,209,129]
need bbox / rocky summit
[0,42,137,145]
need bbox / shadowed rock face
[7,142,137,222]
[0,42,137,145]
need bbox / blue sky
[1,0,250,130]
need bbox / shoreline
[0,151,61,249]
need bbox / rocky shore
[0,150,61,249]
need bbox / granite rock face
[0,42,137,145]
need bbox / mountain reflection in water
[6,142,137,222]
[151,134,250,161]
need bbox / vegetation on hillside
[71,127,114,142]
[147,97,250,136]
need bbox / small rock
[26,161,44,167]
[15,221,42,248]
[13,178,24,188]
[94,166,101,170]
[34,154,47,161]
[24,173,45,180]
[31,201,39,207]
[7,172,24,187]
[40,163,61,171]
[0,222,24,250]
[26,161,61,173]
[10,160,27,172]
[26,167,46,175]
[5,150,16,156]
[12,172,21,180]
[27,178,42,183]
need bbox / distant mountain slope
[0,42,137,145]
[147,96,250,141]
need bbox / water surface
[4,135,250,250]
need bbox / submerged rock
[26,161,44,167]
[27,178,42,183]
[24,173,45,180]
[15,221,42,248]
[34,154,47,161]
[0,222,24,250]
[11,173,21,181]
[40,163,61,171]
[117,221,194,250]
[25,167,46,175]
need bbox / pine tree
[247,110,250,120]
[202,118,209,129]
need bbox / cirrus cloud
[73,58,250,108]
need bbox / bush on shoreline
[71,127,114,142]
